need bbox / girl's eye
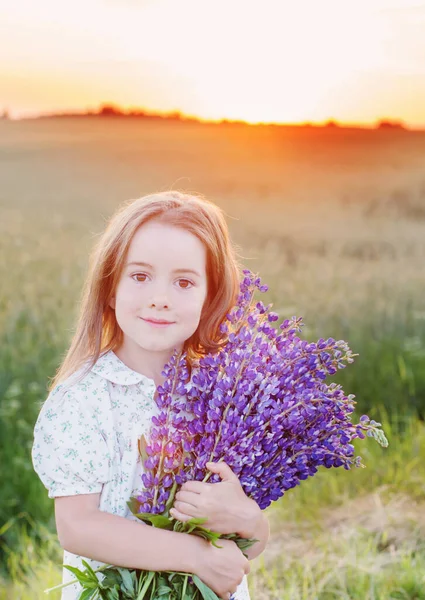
[132,273,148,282]
[131,273,194,289]
[178,279,194,290]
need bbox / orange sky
[1,0,425,126]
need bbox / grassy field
[0,117,424,599]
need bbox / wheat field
[0,117,424,599]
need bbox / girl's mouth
[141,318,175,328]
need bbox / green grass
[0,517,62,600]
[249,414,425,599]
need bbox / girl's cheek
[118,282,141,305]
[180,292,202,307]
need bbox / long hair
[50,190,243,390]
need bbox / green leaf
[185,517,208,529]
[235,537,259,551]
[197,529,221,542]
[157,575,168,587]
[104,587,120,600]
[172,517,223,545]
[185,585,196,600]
[156,584,173,596]
[150,515,175,529]
[138,434,149,465]
[221,533,258,552]
[81,559,99,578]
[78,589,98,600]
[63,564,87,579]
[149,573,172,600]
[63,565,98,587]
[182,519,223,543]
[189,529,223,548]
[135,513,174,529]
[100,569,123,588]
[117,567,136,594]
[192,575,220,600]
[184,583,196,600]
[127,496,141,516]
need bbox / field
[0,117,424,599]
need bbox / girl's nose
[149,296,169,309]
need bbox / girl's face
[111,220,208,370]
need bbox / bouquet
[46,269,388,599]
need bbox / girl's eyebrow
[126,261,202,278]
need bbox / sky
[1,0,425,126]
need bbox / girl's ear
[109,297,116,310]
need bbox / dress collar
[91,350,157,390]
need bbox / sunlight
[118,0,394,123]
[1,0,425,124]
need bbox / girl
[32,191,270,600]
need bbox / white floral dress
[31,350,250,600]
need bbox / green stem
[181,574,189,598]
[164,479,178,516]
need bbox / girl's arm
[56,493,202,573]
[55,492,250,598]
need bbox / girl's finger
[175,490,199,507]
[173,501,201,517]
[181,480,207,494]
[169,508,190,522]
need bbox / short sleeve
[31,383,112,498]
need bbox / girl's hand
[170,461,262,537]
[193,536,250,600]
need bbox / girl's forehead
[130,221,202,249]
[127,221,207,269]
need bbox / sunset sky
[1,0,425,126]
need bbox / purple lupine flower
[132,268,388,516]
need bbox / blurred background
[1,1,425,598]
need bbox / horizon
[4,103,422,131]
[2,0,425,127]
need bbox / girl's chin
[133,339,183,353]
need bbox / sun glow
[116,0,393,124]
[1,0,425,125]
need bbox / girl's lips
[141,318,175,328]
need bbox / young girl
[31,191,270,600]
